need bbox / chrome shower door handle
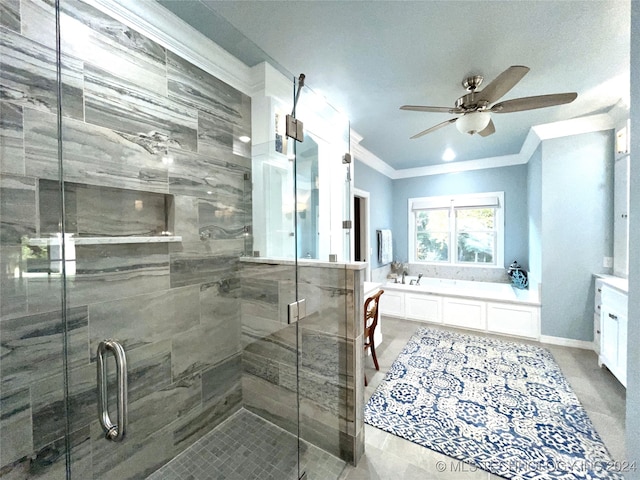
[97,339,128,442]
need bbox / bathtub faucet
[402,271,407,284]
[410,273,423,286]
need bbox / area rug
[365,328,625,480]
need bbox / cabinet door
[613,155,629,277]
[380,290,404,317]
[406,293,441,323]
[442,297,486,330]
[593,312,601,355]
[600,307,620,375]
[486,303,539,339]
[618,314,627,387]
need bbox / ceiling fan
[401,65,577,138]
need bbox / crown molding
[354,113,616,180]
[85,0,256,95]
[350,130,396,178]
[532,113,614,141]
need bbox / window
[409,192,504,267]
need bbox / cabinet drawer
[594,279,604,313]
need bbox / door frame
[353,188,371,281]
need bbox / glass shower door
[0,2,70,476]
[52,1,302,479]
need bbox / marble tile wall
[239,260,365,465]
[0,1,251,478]
[372,262,511,283]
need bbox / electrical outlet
[603,256,613,268]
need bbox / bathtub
[384,276,539,305]
[380,276,541,339]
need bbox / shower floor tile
[147,408,346,480]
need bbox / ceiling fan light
[456,111,491,135]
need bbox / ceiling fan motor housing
[456,92,489,111]
[462,75,484,91]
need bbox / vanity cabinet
[593,279,603,354]
[598,283,628,387]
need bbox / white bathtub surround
[380,277,540,340]
[402,263,512,283]
[371,264,391,284]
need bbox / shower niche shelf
[37,180,178,243]
[26,236,182,247]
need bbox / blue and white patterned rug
[365,328,624,480]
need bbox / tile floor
[148,316,626,480]
[338,316,627,480]
[147,408,346,480]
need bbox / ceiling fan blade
[401,105,464,114]
[410,118,457,139]
[490,92,578,113]
[478,118,495,137]
[476,65,530,104]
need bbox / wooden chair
[364,289,384,386]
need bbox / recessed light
[442,148,456,162]
[239,135,251,143]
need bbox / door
[0,2,69,475]
[600,306,620,376]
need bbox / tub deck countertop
[384,277,540,306]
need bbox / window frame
[408,192,505,268]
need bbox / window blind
[410,195,500,211]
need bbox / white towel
[377,229,393,265]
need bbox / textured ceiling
[160,0,630,171]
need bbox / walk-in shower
[0,1,362,479]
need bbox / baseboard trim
[539,335,594,350]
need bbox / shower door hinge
[288,299,306,324]
[286,114,304,142]
[343,220,352,229]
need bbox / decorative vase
[507,260,529,289]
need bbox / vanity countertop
[364,282,382,297]
[594,274,628,293]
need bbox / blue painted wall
[538,131,614,342]
[353,159,394,269]
[391,165,529,269]
[625,1,639,470]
